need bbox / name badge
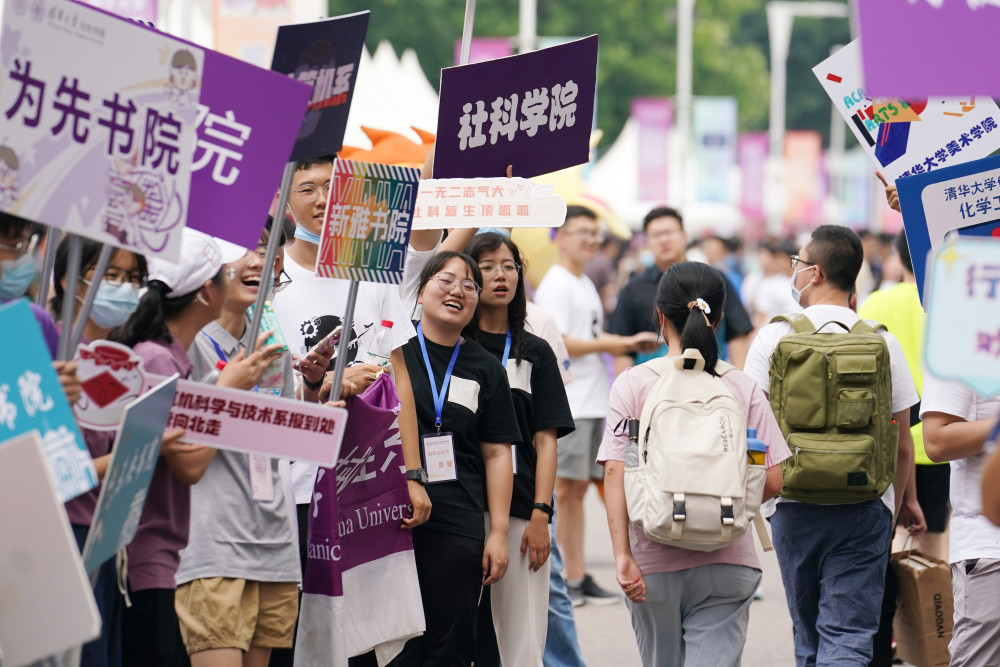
[422,432,458,483]
[249,454,274,501]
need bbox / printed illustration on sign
[813,40,1000,183]
[74,340,148,430]
[1,0,204,259]
[316,159,419,284]
[924,237,1000,397]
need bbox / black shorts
[915,463,951,533]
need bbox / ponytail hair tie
[687,298,712,327]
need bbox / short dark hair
[564,205,597,224]
[0,211,32,240]
[295,155,335,172]
[806,225,863,293]
[896,230,913,275]
[643,206,684,234]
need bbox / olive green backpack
[767,313,898,503]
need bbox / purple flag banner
[855,1,1000,97]
[271,11,369,161]
[187,50,311,248]
[434,35,598,179]
[297,375,423,665]
[632,97,671,202]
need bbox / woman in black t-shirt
[464,233,575,667]
[393,251,519,667]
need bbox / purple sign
[632,97,671,202]
[271,11,369,161]
[188,51,311,248]
[738,132,767,226]
[434,35,598,179]
[855,1,1000,97]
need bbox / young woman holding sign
[464,232,576,667]
[111,228,283,667]
[392,251,519,667]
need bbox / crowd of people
[2,151,999,667]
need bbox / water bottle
[747,428,768,466]
[625,418,640,468]
[367,319,394,378]
[203,359,227,385]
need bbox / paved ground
[570,488,915,666]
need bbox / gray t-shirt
[175,320,300,585]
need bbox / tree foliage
[329,0,848,153]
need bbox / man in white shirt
[534,205,657,606]
[744,225,919,666]
[922,378,1000,667]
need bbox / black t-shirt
[478,330,576,521]
[403,332,520,540]
[608,265,753,354]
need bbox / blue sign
[897,153,1000,305]
[271,11,370,161]
[81,373,178,573]
[0,299,96,502]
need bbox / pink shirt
[126,337,193,591]
[597,360,791,575]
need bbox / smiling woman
[395,250,521,666]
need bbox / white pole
[459,0,477,65]
[676,0,695,211]
[518,0,536,54]
[766,3,793,236]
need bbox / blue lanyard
[202,332,228,363]
[416,323,461,433]
[501,329,512,367]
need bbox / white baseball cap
[147,229,248,298]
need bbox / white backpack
[624,349,769,552]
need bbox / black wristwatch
[301,374,324,392]
[532,502,555,518]
[406,468,429,486]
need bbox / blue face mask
[83,280,141,329]
[0,253,37,301]
[293,225,322,245]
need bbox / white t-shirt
[399,236,441,320]
[533,263,608,419]
[525,301,575,386]
[752,274,801,324]
[744,304,920,515]
[920,376,1000,564]
[272,251,416,504]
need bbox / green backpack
[768,313,898,504]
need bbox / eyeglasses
[0,234,38,255]
[84,266,146,287]
[292,182,332,201]
[431,272,480,296]
[478,261,520,277]
[273,270,293,294]
[790,255,816,271]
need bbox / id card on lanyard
[417,323,461,484]
[203,331,275,501]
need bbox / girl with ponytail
[598,261,790,666]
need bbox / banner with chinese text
[0,299,96,502]
[271,11,369,161]
[412,177,566,230]
[813,40,1000,184]
[1,0,203,260]
[316,159,419,284]
[434,35,598,179]
[897,153,1000,304]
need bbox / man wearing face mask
[0,213,59,354]
[743,225,919,666]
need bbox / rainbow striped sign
[315,159,419,284]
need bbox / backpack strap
[851,319,888,335]
[770,312,816,334]
[753,513,773,552]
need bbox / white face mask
[790,265,816,306]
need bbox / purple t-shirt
[597,361,791,575]
[65,427,115,526]
[126,337,193,591]
[29,302,60,358]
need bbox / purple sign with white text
[434,35,598,179]
[855,1,1000,97]
[187,50,311,248]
